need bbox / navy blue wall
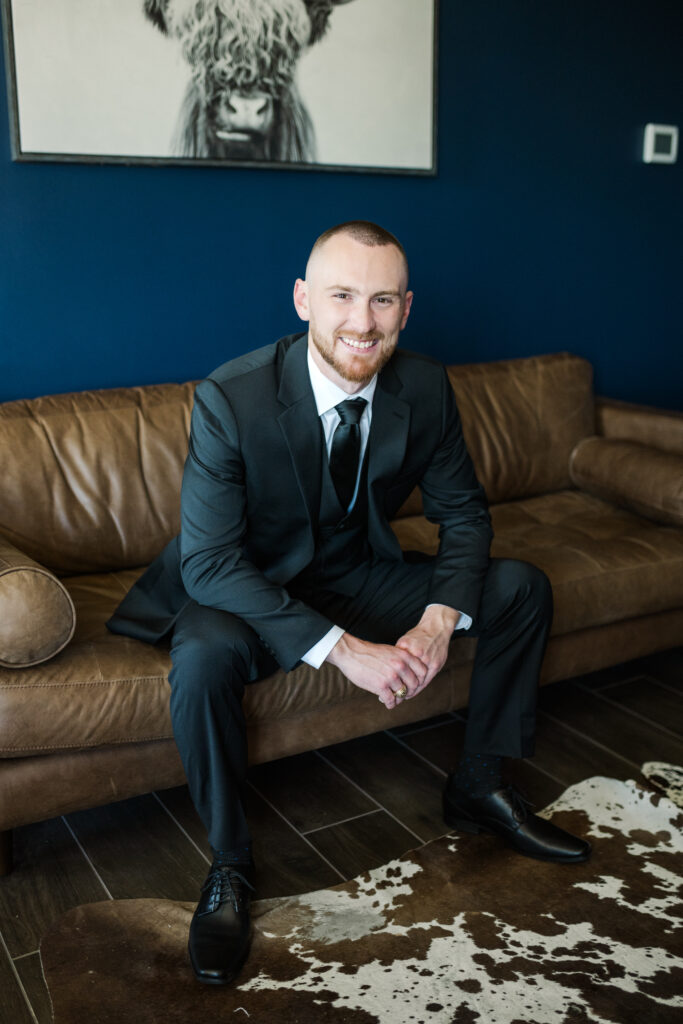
[2,1,682,407]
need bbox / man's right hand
[325,633,429,709]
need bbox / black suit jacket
[108,333,492,671]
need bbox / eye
[374,295,394,305]
[333,292,351,300]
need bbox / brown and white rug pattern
[642,761,683,808]
[41,776,683,1024]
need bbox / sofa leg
[0,830,13,876]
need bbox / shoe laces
[200,866,254,915]
[503,785,534,823]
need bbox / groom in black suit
[108,220,590,985]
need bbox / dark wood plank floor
[1,646,681,1023]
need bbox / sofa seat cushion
[392,489,683,635]
[4,484,680,759]
[0,565,479,757]
[0,570,173,756]
[0,566,479,758]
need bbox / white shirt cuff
[301,625,345,669]
[425,604,472,631]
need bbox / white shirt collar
[307,346,378,417]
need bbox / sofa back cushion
[0,383,195,574]
[0,352,594,573]
[447,352,594,503]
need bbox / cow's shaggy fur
[144,0,350,161]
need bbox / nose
[348,301,376,336]
[223,91,273,133]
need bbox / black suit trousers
[168,557,552,853]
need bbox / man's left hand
[395,604,461,694]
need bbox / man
[108,220,590,986]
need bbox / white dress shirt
[301,349,471,668]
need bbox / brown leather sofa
[1,352,682,875]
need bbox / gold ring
[393,685,408,699]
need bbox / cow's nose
[224,92,273,133]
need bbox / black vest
[289,439,372,599]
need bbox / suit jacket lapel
[367,359,410,558]
[368,359,411,488]
[276,339,410,555]
[277,335,322,531]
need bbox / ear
[400,290,414,330]
[304,1,355,46]
[143,0,169,33]
[304,1,332,45]
[293,278,309,321]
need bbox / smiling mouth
[215,130,253,141]
[338,336,379,351]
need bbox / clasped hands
[326,604,460,710]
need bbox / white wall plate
[643,123,679,164]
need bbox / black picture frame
[2,0,438,175]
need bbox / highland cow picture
[2,0,437,173]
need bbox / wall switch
[643,123,678,164]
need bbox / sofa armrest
[569,437,683,527]
[0,536,76,668]
[596,397,683,456]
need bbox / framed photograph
[1,0,437,174]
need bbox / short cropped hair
[308,220,409,283]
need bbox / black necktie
[329,398,367,511]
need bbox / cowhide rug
[40,776,682,1024]
[642,761,683,808]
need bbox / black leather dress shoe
[188,863,254,985]
[443,782,591,863]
